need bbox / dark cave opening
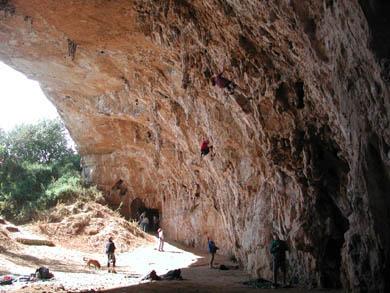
[275,82,290,112]
[112,179,128,196]
[364,135,390,291]
[316,192,349,288]
[294,81,305,109]
[143,208,160,232]
[130,197,146,220]
[358,0,390,60]
[130,198,160,232]
[359,0,390,81]
[310,128,350,288]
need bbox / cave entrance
[310,127,350,288]
[317,192,349,288]
[358,0,390,60]
[129,198,160,231]
[364,135,390,291]
[144,208,160,232]
[130,198,146,220]
[359,0,390,82]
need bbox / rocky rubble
[0,0,389,292]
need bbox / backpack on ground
[35,267,53,279]
[162,269,182,280]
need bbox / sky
[0,61,59,131]
[0,61,76,148]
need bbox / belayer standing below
[211,70,235,94]
[270,234,288,287]
[207,237,219,268]
[200,139,214,159]
[157,228,164,252]
[105,236,116,273]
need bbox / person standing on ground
[157,228,164,252]
[153,215,159,230]
[138,211,146,225]
[207,237,219,268]
[270,234,288,287]
[105,236,116,273]
[141,216,149,232]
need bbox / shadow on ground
[99,240,343,293]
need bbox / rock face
[0,0,389,291]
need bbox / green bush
[42,172,81,207]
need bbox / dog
[83,257,101,270]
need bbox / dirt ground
[0,239,343,293]
[0,203,343,293]
[2,240,342,293]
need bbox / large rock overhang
[1,0,389,291]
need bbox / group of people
[138,211,159,233]
[105,231,287,287]
[207,234,289,288]
[138,211,164,251]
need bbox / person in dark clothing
[142,270,161,281]
[211,70,235,94]
[270,234,288,287]
[105,236,116,273]
[142,269,183,281]
[207,237,219,268]
[153,215,159,230]
[200,139,214,159]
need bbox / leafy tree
[2,119,74,164]
[0,119,81,223]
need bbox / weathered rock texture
[1,0,389,291]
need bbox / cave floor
[3,240,343,293]
[101,259,343,293]
[1,223,342,293]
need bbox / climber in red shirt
[200,139,214,159]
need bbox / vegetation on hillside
[0,119,99,223]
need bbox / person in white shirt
[157,228,164,252]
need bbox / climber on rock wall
[200,138,214,159]
[211,69,236,94]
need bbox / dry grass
[0,220,20,252]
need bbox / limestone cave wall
[0,0,389,291]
